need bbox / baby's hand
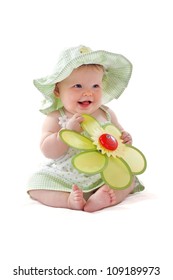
[120,131,132,145]
[66,113,84,132]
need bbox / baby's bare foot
[84,185,117,212]
[68,185,86,210]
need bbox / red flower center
[99,133,118,151]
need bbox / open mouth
[78,101,92,106]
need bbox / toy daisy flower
[59,114,147,190]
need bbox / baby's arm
[107,107,132,144]
[40,111,69,159]
[40,111,84,159]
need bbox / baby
[27,45,144,212]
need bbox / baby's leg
[84,179,135,212]
[29,185,86,210]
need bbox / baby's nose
[83,90,93,96]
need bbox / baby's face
[55,65,104,115]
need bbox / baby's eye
[74,84,82,88]
[93,84,100,88]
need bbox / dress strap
[100,105,112,122]
[59,107,65,117]
[58,107,68,128]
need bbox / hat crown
[53,45,92,72]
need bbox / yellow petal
[59,129,96,150]
[101,157,132,189]
[119,145,147,174]
[104,124,122,139]
[81,114,103,136]
[72,151,107,174]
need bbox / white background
[0,0,172,279]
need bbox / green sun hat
[33,45,133,114]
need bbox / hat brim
[34,50,132,114]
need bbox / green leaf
[104,124,122,139]
[59,129,96,150]
[101,156,133,189]
[120,145,147,174]
[72,151,107,174]
[81,114,103,136]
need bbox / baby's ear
[54,84,60,97]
